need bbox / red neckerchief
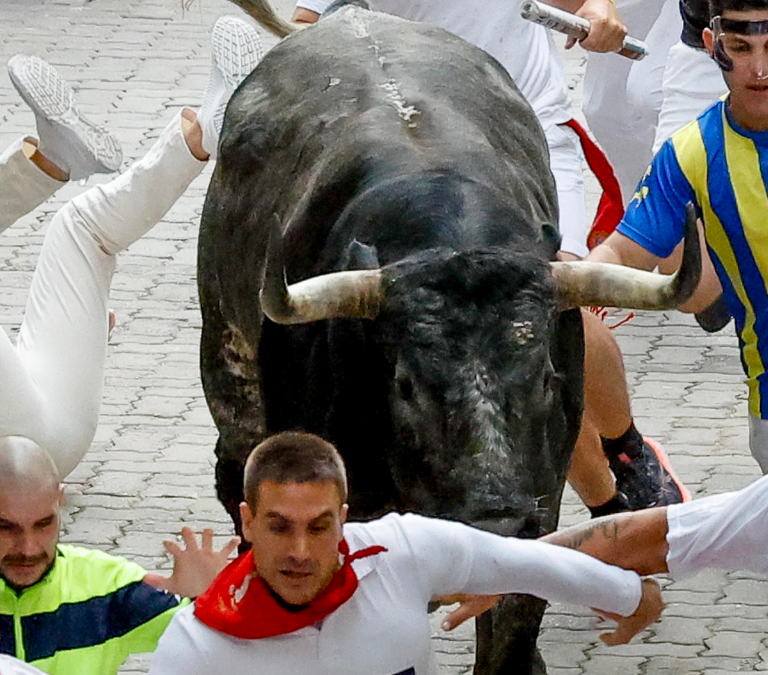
[194,539,387,639]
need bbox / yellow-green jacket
[0,544,185,675]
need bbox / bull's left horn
[260,226,383,324]
[551,202,701,310]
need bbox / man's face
[240,481,348,606]
[0,486,62,590]
[705,10,768,129]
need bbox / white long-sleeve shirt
[148,513,641,675]
[667,472,768,578]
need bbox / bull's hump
[326,7,423,130]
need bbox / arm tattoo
[555,516,624,551]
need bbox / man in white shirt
[148,431,662,675]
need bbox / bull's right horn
[551,202,702,310]
[260,225,383,324]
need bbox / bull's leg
[214,440,249,546]
[474,595,548,675]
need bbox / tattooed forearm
[544,515,625,551]
[541,507,670,575]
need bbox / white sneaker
[8,55,123,181]
[198,15,264,159]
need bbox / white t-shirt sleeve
[397,514,642,617]
[667,473,768,578]
[295,0,334,13]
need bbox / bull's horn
[551,202,701,310]
[260,225,383,324]
[226,0,302,38]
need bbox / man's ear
[703,27,715,56]
[339,503,349,526]
[239,501,254,538]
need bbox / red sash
[194,539,387,639]
[561,119,625,250]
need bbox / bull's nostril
[397,376,414,401]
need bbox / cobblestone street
[0,1,764,673]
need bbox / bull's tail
[225,0,299,38]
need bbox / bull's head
[260,207,700,532]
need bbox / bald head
[0,437,60,495]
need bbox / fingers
[201,528,214,552]
[440,595,500,631]
[576,0,627,53]
[164,528,241,562]
[565,36,576,50]
[162,539,184,559]
[221,536,241,558]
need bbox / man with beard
[0,437,239,674]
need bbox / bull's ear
[541,224,561,261]
[345,239,380,270]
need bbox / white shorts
[653,42,726,154]
[546,123,588,258]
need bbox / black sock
[601,422,643,459]
[587,492,631,518]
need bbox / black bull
[198,3,700,673]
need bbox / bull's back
[199,4,559,373]
[215,7,556,246]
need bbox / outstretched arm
[405,515,662,643]
[439,508,669,631]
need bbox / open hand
[144,526,240,598]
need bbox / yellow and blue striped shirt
[619,99,768,418]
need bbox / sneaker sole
[210,16,264,89]
[642,437,692,503]
[8,55,122,173]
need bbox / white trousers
[652,42,726,153]
[547,123,588,258]
[0,112,205,477]
[583,0,680,203]
[0,137,64,234]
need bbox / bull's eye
[397,376,414,401]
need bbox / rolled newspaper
[521,0,648,60]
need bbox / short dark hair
[243,432,348,510]
[710,0,768,21]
